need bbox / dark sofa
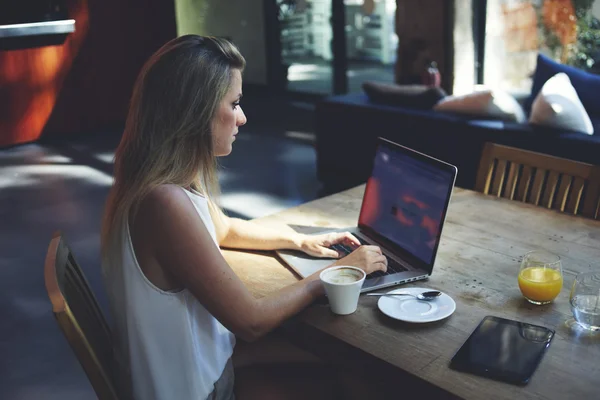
[315,56,600,195]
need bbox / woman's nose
[237,107,247,126]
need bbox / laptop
[276,137,457,293]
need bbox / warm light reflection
[0,0,90,147]
[259,205,354,229]
[34,46,65,83]
[17,90,56,143]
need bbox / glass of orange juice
[518,250,563,305]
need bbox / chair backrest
[44,231,119,400]
[475,143,600,219]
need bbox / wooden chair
[475,143,600,219]
[44,232,119,399]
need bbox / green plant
[572,0,596,18]
[568,14,600,72]
[537,0,599,74]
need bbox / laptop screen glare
[358,145,454,265]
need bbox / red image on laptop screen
[358,145,454,265]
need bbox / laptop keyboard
[329,239,407,278]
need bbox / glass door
[268,0,398,95]
[344,0,397,93]
[277,0,334,94]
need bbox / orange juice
[518,267,563,304]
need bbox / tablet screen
[450,316,555,385]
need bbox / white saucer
[377,287,456,323]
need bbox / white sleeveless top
[102,188,235,400]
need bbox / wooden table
[223,186,600,400]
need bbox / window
[464,0,600,94]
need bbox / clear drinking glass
[570,272,600,331]
[518,250,563,305]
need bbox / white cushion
[529,72,594,135]
[433,89,526,123]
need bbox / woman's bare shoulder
[134,184,200,234]
[142,184,189,208]
[132,183,212,255]
[130,184,207,291]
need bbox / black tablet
[449,316,555,385]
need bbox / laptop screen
[358,141,456,266]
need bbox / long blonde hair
[101,35,245,261]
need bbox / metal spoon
[367,290,442,301]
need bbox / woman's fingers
[319,247,341,258]
[329,232,360,248]
[374,254,388,271]
[342,232,361,247]
[362,245,382,255]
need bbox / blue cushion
[527,54,600,118]
[592,116,600,136]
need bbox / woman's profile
[101,35,387,400]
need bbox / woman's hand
[298,232,360,258]
[332,245,388,276]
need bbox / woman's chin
[215,146,233,157]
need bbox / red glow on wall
[0,0,89,147]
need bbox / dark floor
[0,95,323,399]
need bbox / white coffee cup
[320,266,366,315]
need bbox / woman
[101,35,387,400]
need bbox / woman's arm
[211,207,360,258]
[134,185,386,342]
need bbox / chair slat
[581,181,600,219]
[541,171,560,208]
[503,163,519,200]
[64,264,114,375]
[491,159,507,197]
[566,177,585,214]
[554,175,572,212]
[44,233,119,400]
[66,254,112,337]
[475,143,600,220]
[475,142,495,194]
[516,165,533,202]
[529,168,547,205]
